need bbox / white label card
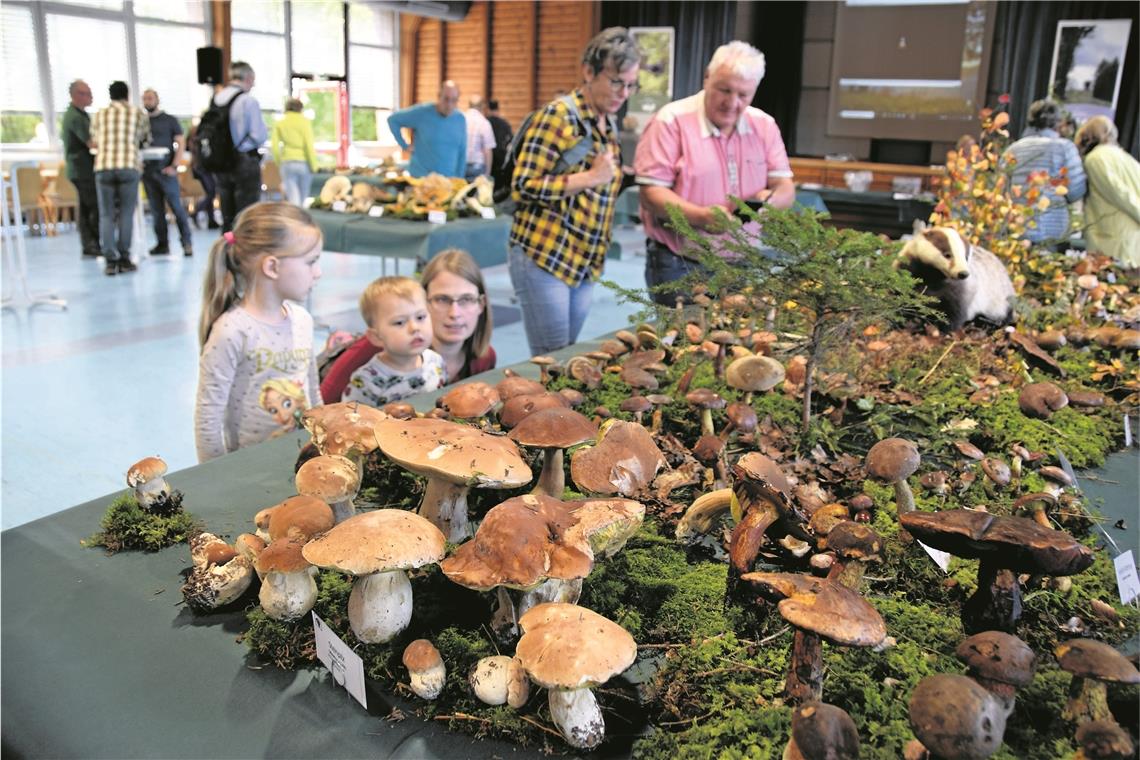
[919,540,952,573]
[427,210,447,224]
[312,612,368,709]
[302,197,315,209]
[479,207,496,220]
[368,205,384,218]
[1114,550,1140,605]
[1125,415,1133,448]
[331,200,347,213]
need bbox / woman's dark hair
[1026,99,1061,130]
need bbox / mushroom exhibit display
[514,602,637,749]
[301,509,446,643]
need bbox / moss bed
[84,492,200,553]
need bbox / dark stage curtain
[990,0,1139,156]
[740,2,806,156]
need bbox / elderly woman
[1075,116,1140,268]
[271,98,318,206]
[508,27,641,356]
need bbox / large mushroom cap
[499,392,570,429]
[865,438,920,482]
[1076,720,1136,760]
[899,509,1095,576]
[726,355,785,393]
[267,495,335,541]
[740,572,886,647]
[257,537,311,575]
[955,631,1037,688]
[1018,382,1069,419]
[295,454,360,503]
[301,402,388,457]
[825,521,883,560]
[790,702,860,760]
[439,382,501,419]
[909,673,1007,760]
[516,602,637,690]
[440,494,594,591]
[127,456,167,487]
[302,509,446,575]
[496,374,545,400]
[1055,639,1140,683]
[373,417,531,488]
[508,407,597,450]
[570,420,666,496]
[565,498,645,558]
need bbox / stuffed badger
[896,224,1015,331]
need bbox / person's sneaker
[117,259,138,273]
[104,262,118,276]
[150,245,170,255]
[183,248,193,257]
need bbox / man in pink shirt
[634,41,794,305]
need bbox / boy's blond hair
[359,276,427,328]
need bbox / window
[350,4,395,46]
[233,31,290,112]
[135,23,211,118]
[47,14,129,114]
[348,6,398,145]
[291,0,345,77]
[134,1,204,25]
[0,6,43,144]
[231,0,284,34]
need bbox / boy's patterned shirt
[342,349,445,407]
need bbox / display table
[309,171,392,198]
[310,209,512,269]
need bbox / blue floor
[1,216,649,529]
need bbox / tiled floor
[1,216,649,529]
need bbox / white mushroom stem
[549,688,606,749]
[491,587,519,641]
[409,660,447,700]
[893,479,916,514]
[330,497,356,525]
[134,477,171,508]
[347,569,413,644]
[517,578,583,620]
[259,567,318,621]
[536,448,565,498]
[420,478,471,543]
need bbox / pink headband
[223,231,235,245]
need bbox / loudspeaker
[196,47,223,85]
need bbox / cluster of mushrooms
[162,295,1135,754]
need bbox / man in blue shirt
[387,81,467,178]
[212,60,267,232]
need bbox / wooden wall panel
[536,1,591,103]
[414,19,443,104]
[490,1,537,126]
[445,1,488,105]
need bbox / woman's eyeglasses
[607,77,640,94]
[428,294,484,308]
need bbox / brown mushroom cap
[955,631,1037,688]
[726,355,786,393]
[620,366,659,391]
[791,702,860,760]
[570,420,666,496]
[127,456,167,486]
[1018,382,1069,419]
[899,509,1095,576]
[516,602,637,690]
[402,638,444,671]
[302,509,446,575]
[692,434,725,464]
[382,401,417,419]
[865,438,921,482]
[954,440,985,461]
[508,407,598,450]
[623,348,667,371]
[685,387,726,410]
[809,504,852,537]
[740,572,887,647]
[735,451,793,502]
[439,382,501,419]
[980,458,1012,487]
[295,454,360,503]
[1055,639,1140,683]
[499,392,570,429]
[267,495,335,541]
[558,388,586,407]
[909,674,1006,760]
[1076,720,1136,760]
[1067,390,1106,408]
[564,498,645,559]
[372,417,531,488]
[257,537,311,575]
[725,401,759,434]
[825,521,883,560]
[619,396,654,415]
[301,402,388,456]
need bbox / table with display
[3,338,1137,759]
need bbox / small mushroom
[469,655,528,707]
[824,521,883,589]
[126,456,174,511]
[381,401,417,419]
[954,441,985,461]
[1013,491,1058,528]
[496,373,546,400]
[980,457,1011,488]
[295,454,360,524]
[1018,382,1069,419]
[619,395,653,426]
[530,355,556,385]
[865,437,921,514]
[1067,390,1106,409]
[1056,638,1140,725]
[181,533,255,612]
[256,537,318,621]
[509,407,598,497]
[403,639,446,700]
[955,631,1037,717]
[908,673,1007,760]
[686,388,726,437]
[784,702,860,760]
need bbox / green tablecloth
[310,209,513,269]
[310,172,392,198]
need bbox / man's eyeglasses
[607,77,640,94]
[428,294,483,308]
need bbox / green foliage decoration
[84,493,199,553]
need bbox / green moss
[84,493,200,553]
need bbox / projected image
[1049,19,1132,124]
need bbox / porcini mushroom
[570,419,666,497]
[955,631,1037,717]
[515,602,637,749]
[261,494,334,542]
[295,454,360,524]
[126,456,176,512]
[469,655,529,708]
[1018,382,1069,420]
[726,354,785,403]
[908,673,1008,760]
[686,388,726,437]
[302,509,446,643]
[301,402,387,461]
[256,537,318,621]
[509,407,598,497]
[1056,638,1140,725]
[728,453,808,587]
[403,639,446,700]
[181,532,255,612]
[784,702,860,760]
[865,437,921,514]
[438,381,501,421]
[498,391,569,429]
[824,520,883,589]
[1075,720,1135,760]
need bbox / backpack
[493,94,618,204]
[196,90,246,172]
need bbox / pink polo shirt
[634,92,792,255]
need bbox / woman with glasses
[319,248,496,402]
[507,27,641,355]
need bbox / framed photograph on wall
[1049,19,1133,124]
[626,27,675,133]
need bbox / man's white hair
[707,41,766,83]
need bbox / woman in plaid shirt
[508,27,641,355]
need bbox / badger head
[898,226,971,280]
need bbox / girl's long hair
[198,202,322,349]
[421,248,493,365]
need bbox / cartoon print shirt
[194,302,322,462]
[341,348,445,407]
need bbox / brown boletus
[372,416,532,541]
[728,452,807,584]
[439,381,501,420]
[741,572,887,703]
[722,400,759,440]
[403,639,446,700]
[566,355,602,389]
[620,365,659,392]
[865,437,921,514]
[908,673,1008,760]
[980,457,1012,488]
[900,509,1094,633]
[809,503,852,538]
[1018,382,1069,419]
[707,329,739,379]
[1075,720,1135,760]
[508,407,598,497]
[264,494,335,542]
[301,402,387,459]
[726,354,785,404]
[686,387,726,437]
[496,372,546,400]
[256,537,317,621]
[295,454,360,524]
[618,395,653,425]
[181,532,255,612]
[1067,390,1107,409]
[785,702,860,760]
[530,355,556,384]
[126,456,173,511]
[381,401,417,419]
[954,440,985,461]
[955,631,1037,716]
[1056,638,1140,725]
[499,391,570,429]
[570,419,666,497]
[824,520,883,589]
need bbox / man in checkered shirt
[91,80,150,275]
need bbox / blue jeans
[280,161,312,207]
[508,244,593,356]
[142,165,192,249]
[644,238,711,307]
[95,168,140,262]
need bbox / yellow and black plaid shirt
[92,101,150,172]
[509,89,623,287]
